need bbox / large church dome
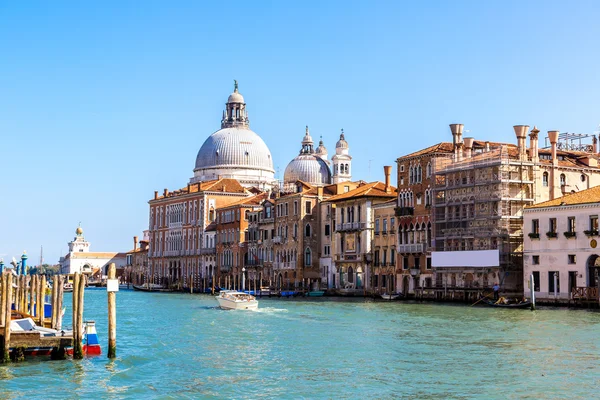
[194,127,274,171]
[191,82,276,189]
[283,126,332,186]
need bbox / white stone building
[59,225,127,276]
[524,185,600,300]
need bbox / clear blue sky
[1,1,599,265]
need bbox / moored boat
[380,293,401,300]
[215,290,258,310]
[132,283,173,292]
[306,290,325,297]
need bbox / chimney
[154,191,158,200]
[163,188,169,197]
[529,126,540,163]
[548,130,559,166]
[513,125,529,161]
[463,137,474,158]
[449,124,464,160]
[187,183,191,192]
[593,135,598,154]
[485,141,490,152]
[133,236,138,251]
[384,166,392,193]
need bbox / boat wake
[253,307,288,313]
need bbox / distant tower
[332,129,352,183]
[68,224,90,253]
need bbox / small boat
[132,283,173,292]
[305,290,325,297]
[481,297,532,309]
[216,290,258,310]
[380,292,402,300]
[10,317,74,356]
[63,282,74,292]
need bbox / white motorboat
[216,290,259,310]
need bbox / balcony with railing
[273,236,283,244]
[200,247,216,255]
[245,258,265,267]
[335,222,372,232]
[397,243,425,254]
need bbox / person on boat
[492,283,500,300]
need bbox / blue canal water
[1,289,600,399]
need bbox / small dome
[284,154,331,186]
[76,226,83,236]
[315,138,327,156]
[336,130,348,149]
[227,79,245,103]
[228,91,245,104]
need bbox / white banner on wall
[432,249,500,268]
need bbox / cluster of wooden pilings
[0,271,79,362]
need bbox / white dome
[284,154,331,185]
[194,127,274,173]
[227,91,245,103]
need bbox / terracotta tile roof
[526,185,600,209]
[326,181,397,202]
[398,142,454,159]
[220,192,269,209]
[205,222,217,232]
[152,178,247,201]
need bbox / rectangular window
[568,217,576,233]
[305,201,311,214]
[285,203,289,216]
[374,250,380,266]
[403,256,409,270]
[532,271,540,291]
[532,219,539,234]
[294,201,298,215]
[375,219,380,234]
[390,248,395,266]
[325,224,330,236]
[532,255,539,265]
[591,215,599,231]
[549,218,557,233]
[390,217,395,231]
[548,271,560,294]
[415,257,421,269]
[568,254,576,264]
[426,257,431,270]
[383,219,388,233]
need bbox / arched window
[305,224,311,237]
[560,174,566,186]
[543,172,549,187]
[348,266,354,283]
[409,167,413,184]
[427,162,432,178]
[294,223,298,238]
[304,248,312,266]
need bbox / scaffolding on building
[431,146,535,287]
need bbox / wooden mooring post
[2,272,13,363]
[72,272,84,359]
[107,262,117,358]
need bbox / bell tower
[332,129,352,183]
